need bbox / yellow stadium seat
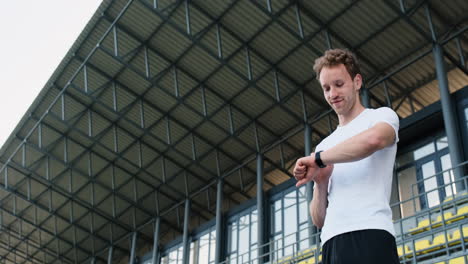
[297,257,315,264]
[449,206,468,223]
[432,233,447,248]
[409,218,431,234]
[434,212,454,227]
[449,256,466,264]
[298,247,315,259]
[415,239,431,254]
[444,195,455,203]
[434,262,446,264]
[397,245,413,258]
[449,230,462,246]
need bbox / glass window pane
[250,210,257,245]
[274,206,282,233]
[209,230,216,263]
[239,215,249,255]
[298,200,308,223]
[229,222,238,253]
[189,242,195,264]
[199,233,209,264]
[284,191,297,207]
[299,224,309,250]
[422,161,439,207]
[436,137,449,150]
[414,142,435,160]
[441,154,456,197]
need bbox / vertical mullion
[295,3,304,39]
[325,29,332,49]
[300,90,307,122]
[455,37,465,68]
[162,157,167,183]
[246,47,253,81]
[279,143,285,169]
[61,94,65,120]
[253,122,260,152]
[84,65,89,93]
[22,144,26,167]
[46,156,50,181]
[113,125,118,153]
[166,117,171,145]
[144,46,151,78]
[185,0,191,35]
[64,137,68,163]
[216,24,223,59]
[228,105,234,135]
[113,26,119,57]
[38,123,42,149]
[174,67,180,97]
[274,70,281,102]
[383,81,392,107]
[112,82,118,112]
[88,110,93,137]
[140,100,145,129]
[153,0,158,9]
[239,168,244,191]
[191,133,197,161]
[201,85,208,116]
[112,165,116,218]
[424,4,437,42]
[399,0,406,13]
[4,167,7,189]
[138,140,143,168]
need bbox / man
[294,49,400,264]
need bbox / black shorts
[322,229,399,264]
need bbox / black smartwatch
[315,151,327,168]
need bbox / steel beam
[257,154,265,263]
[182,199,191,264]
[433,44,465,191]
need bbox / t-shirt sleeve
[371,107,399,144]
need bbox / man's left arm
[320,122,396,165]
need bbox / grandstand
[0,0,467,263]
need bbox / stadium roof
[0,0,467,263]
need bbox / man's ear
[354,73,363,91]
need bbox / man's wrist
[315,151,327,168]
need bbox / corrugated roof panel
[278,46,317,84]
[251,22,301,64]
[221,0,270,42]
[179,47,221,81]
[149,24,192,62]
[302,0,354,23]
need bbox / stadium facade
[0,0,467,263]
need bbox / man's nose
[329,87,338,98]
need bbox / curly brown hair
[313,49,361,80]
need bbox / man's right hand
[294,156,334,187]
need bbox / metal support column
[182,199,191,264]
[129,232,138,264]
[361,85,370,108]
[304,124,316,245]
[215,178,224,264]
[257,154,265,263]
[151,217,161,264]
[107,246,114,264]
[433,44,465,191]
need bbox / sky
[0,1,102,148]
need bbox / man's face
[319,64,362,115]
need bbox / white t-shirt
[315,107,399,246]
